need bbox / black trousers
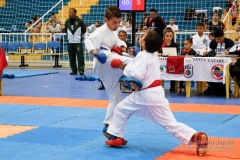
[230,63,240,87]
[67,43,85,73]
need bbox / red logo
[211,64,224,80]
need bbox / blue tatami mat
[0,104,239,160]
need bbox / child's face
[164,32,173,42]
[105,17,122,31]
[196,26,204,35]
[184,40,192,50]
[209,35,214,41]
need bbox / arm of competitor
[111,46,130,56]
[111,46,123,55]
[112,46,140,57]
[90,49,107,64]
[111,58,126,70]
[118,75,143,90]
[128,46,140,57]
[111,46,131,57]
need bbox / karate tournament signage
[118,0,146,12]
[159,57,232,83]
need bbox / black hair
[69,8,77,14]
[150,8,157,13]
[213,28,224,38]
[197,22,204,27]
[212,12,218,16]
[33,15,38,21]
[185,38,193,44]
[144,30,162,53]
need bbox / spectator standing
[167,17,179,32]
[206,12,226,33]
[46,12,61,33]
[146,8,166,37]
[64,8,86,75]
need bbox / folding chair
[19,42,33,67]
[33,42,46,54]
[0,42,7,51]
[7,42,19,54]
[47,41,62,67]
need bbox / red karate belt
[142,80,161,90]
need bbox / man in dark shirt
[64,8,86,75]
[146,8,166,37]
[209,28,234,53]
[204,28,234,96]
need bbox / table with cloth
[159,56,234,98]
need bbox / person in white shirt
[46,13,61,33]
[84,6,132,138]
[87,21,100,33]
[167,17,178,32]
[84,21,100,39]
[192,23,211,56]
[104,30,208,157]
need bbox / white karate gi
[192,34,211,50]
[107,50,197,144]
[84,23,132,124]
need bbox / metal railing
[1,31,239,66]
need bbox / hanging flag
[231,0,238,26]
[0,47,8,72]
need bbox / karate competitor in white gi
[105,30,208,156]
[84,6,132,136]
